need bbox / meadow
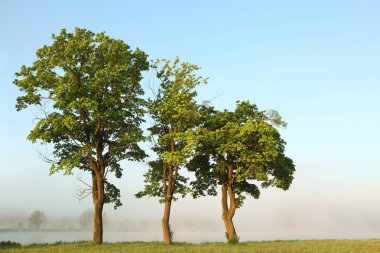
[1,240,380,253]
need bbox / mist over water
[1,180,380,245]
[1,213,380,245]
[1,161,380,244]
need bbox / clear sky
[1,0,380,241]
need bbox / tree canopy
[136,57,207,244]
[188,101,295,242]
[14,27,149,243]
[14,27,295,244]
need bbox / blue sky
[1,0,380,240]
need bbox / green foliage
[136,57,207,201]
[189,101,295,206]
[135,159,190,202]
[104,180,122,209]
[169,224,174,242]
[14,28,149,208]
[225,232,240,244]
[0,241,21,249]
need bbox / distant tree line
[14,28,295,245]
[23,209,102,230]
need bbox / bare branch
[77,176,92,189]
[147,77,157,98]
[202,92,226,105]
[75,176,93,201]
[75,188,92,201]
[36,146,58,165]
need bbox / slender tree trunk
[223,215,237,242]
[92,172,105,244]
[162,198,172,245]
[162,159,173,245]
[221,163,238,242]
[161,138,176,245]
[221,184,238,242]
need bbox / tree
[79,209,93,230]
[28,210,47,229]
[14,28,149,243]
[188,101,295,243]
[136,57,207,245]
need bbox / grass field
[1,240,380,253]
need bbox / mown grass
[1,240,380,253]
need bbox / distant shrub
[28,210,47,229]
[225,232,239,244]
[0,241,21,248]
[169,225,174,242]
[79,209,93,229]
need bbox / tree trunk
[162,198,172,245]
[223,213,238,242]
[93,201,103,243]
[221,183,238,242]
[92,172,105,244]
[161,138,175,245]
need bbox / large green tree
[14,28,149,243]
[136,57,207,245]
[188,101,295,242]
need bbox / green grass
[1,240,380,253]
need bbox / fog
[1,171,380,245]
[2,135,379,245]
